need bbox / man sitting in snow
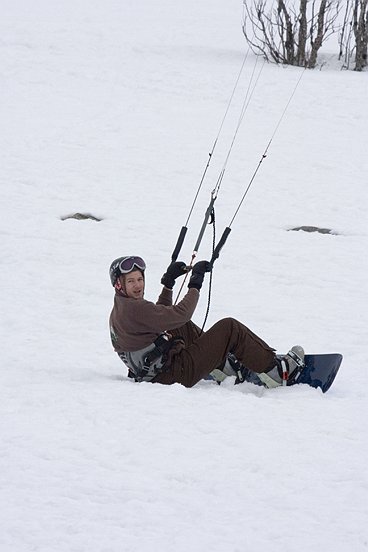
[109,255,304,388]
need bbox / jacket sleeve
[130,288,199,333]
[156,286,173,306]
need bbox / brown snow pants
[153,317,275,388]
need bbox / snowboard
[240,353,343,393]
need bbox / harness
[118,333,174,382]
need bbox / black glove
[188,261,212,291]
[161,261,188,289]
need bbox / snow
[1,0,368,550]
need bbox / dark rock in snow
[61,213,102,222]
[289,226,337,235]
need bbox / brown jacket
[109,286,199,353]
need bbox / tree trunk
[353,0,368,71]
[308,0,327,68]
[297,0,308,66]
[278,0,296,64]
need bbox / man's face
[123,270,145,299]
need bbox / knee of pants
[215,317,239,333]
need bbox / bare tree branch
[242,0,341,69]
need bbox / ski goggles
[118,256,146,274]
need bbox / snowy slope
[1,1,368,551]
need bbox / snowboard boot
[209,354,237,384]
[209,353,251,384]
[227,353,255,385]
[258,346,305,388]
